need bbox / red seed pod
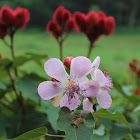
[96,17,106,33]
[104,16,116,36]
[64,56,74,69]
[86,11,98,31]
[52,25,62,38]
[0,5,15,26]
[53,6,65,23]
[74,11,87,33]
[134,89,140,95]
[97,11,106,18]
[137,69,140,78]
[47,20,58,32]
[53,6,71,24]
[0,54,2,59]
[129,62,137,72]
[14,7,30,29]
[0,23,8,39]
[51,77,60,82]
[65,18,75,31]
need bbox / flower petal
[97,90,112,109]
[80,80,99,98]
[38,81,65,100]
[70,56,92,78]
[93,69,106,87]
[44,58,69,83]
[90,56,100,75]
[60,94,81,110]
[51,93,63,107]
[83,98,93,112]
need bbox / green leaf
[12,127,47,140]
[42,100,59,132]
[0,58,11,70]
[92,135,109,140]
[12,53,47,68]
[0,114,8,137]
[6,112,47,138]
[57,107,95,140]
[0,81,7,90]
[93,109,131,131]
[110,123,130,140]
[93,125,104,136]
[113,80,140,106]
[16,76,40,103]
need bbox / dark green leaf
[110,123,130,140]
[57,107,95,140]
[0,58,11,70]
[16,76,40,103]
[42,100,59,132]
[0,81,7,90]
[92,135,109,140]
[12,127,47,140]
[93,109,131,131]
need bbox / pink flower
[83,56,113,112]
[38,56,99,110]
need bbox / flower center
[65,79,80,99]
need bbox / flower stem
[87,42,94,58]
[2,39,10,48]
[46,133,66,138]
[59,41,63,61]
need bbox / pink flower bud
[64,56,74,69]
[0,54,2,59]
[134,89,140,95]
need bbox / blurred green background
[0,0,140,85]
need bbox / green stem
[59,41,63,61]
[87,42,94,58]
[46,133,66,138]
[2,39,10,48]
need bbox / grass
[0,28,140,84]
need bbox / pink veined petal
[93,69,106,87]
[83,98,93,112]
[70,56,92,79]
[80,80,99,98]
[60,94,81,110]
[38,81,65,100]
[97,90,112,109]
[44,58,69,83]
[90,56,100,76]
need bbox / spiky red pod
[64,56,74,69]
[134,89,140,95]
[74,11,87,33]
[52,25,62,38]
[14,7,30,29]
[97,11,106,18]
[53,6,71,24]
[86,11,98,31]
[65,18,75,31]
[47,20,58,32]
[0,5,15,26]
[104,16,116,36]
[129,62,137,72]
[137,69,140,78]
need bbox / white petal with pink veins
[38,81,65,100]
[60,94,81,110]
[97,90,112,109]
[44,58,69,83]
[70,56,92,79]
[83,98,93,112]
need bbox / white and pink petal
[60,94,81,110]
[97,90,112,109]
[38,81,65,100]
[83,98,93,112]
[44,58,69,83]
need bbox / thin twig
[46,133,66,138]
[2,39,10,48]
[87,42,94,58]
